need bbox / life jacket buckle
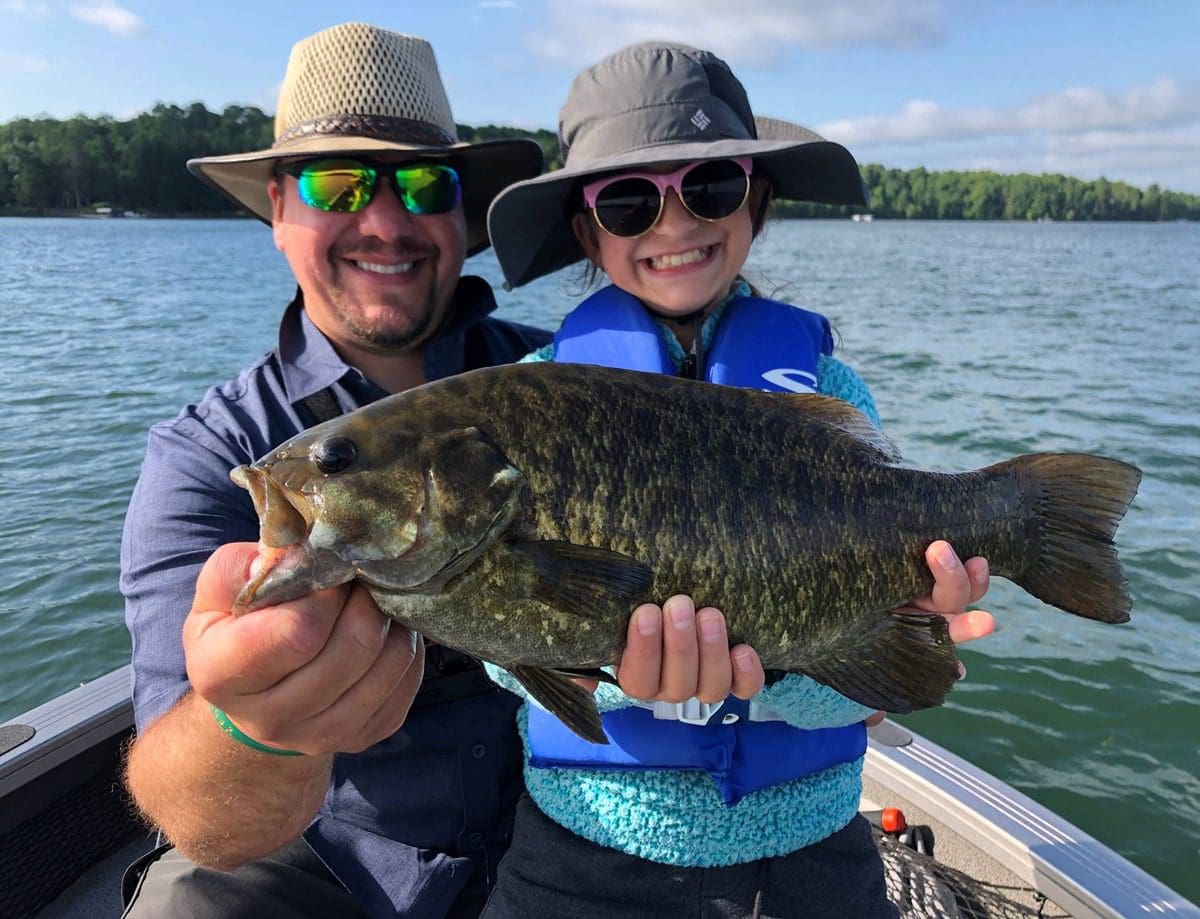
[651,699,721,725]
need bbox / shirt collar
[421,275,500,382]
[275,275,501,403]
[276,287,355,403]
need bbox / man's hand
[185,542,425,754]
[126,542,427,869]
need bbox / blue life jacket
[528,701,867,807]
[553,283,833,390]
[536,284,867,806]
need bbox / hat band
[276,114,456,148]
[562,99,752,167]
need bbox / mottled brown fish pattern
[231,362,1141,742]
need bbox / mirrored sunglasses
[279,158,462,216]
[582,157,753,238]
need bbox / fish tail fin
[1005,453,1142,623]
[803,612,960,714]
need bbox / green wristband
[210,704,304,757]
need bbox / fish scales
[231,362,1141,742]
[478,372,973,649]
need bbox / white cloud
[819,100,991,146]
[1032,127,1200,190]
[817,77,1200,191]
[69,1,145,37]
[4,0,50,14]
[819,78,1200,147]
[478,0,521,7]
[1017,79,1199,134]
[841,100,1200,193]
[534,0,944,64]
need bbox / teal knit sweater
[487,286,881,866]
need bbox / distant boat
[84,207,143,219]
[852,213,875,223]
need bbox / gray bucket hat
[488,41,869,288]
[187,22,543,256]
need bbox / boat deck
[3,668,1197,918]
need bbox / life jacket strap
[527,700,867,806]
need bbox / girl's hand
[614,595,764,703]
[866,540,994,726]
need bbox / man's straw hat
[188,22,543,255]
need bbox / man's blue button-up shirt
[121,277,550,917]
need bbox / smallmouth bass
[231,363,1141,742]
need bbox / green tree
[2,108,1199,220]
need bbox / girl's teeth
[356,261,414,275]
[648,247,711,269]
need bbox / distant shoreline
[6,107,1199,221]
[0,208,253,219]
[1,208,1193,223]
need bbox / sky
[2,0,1198,193]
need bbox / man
[120,21,992,919]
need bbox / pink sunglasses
[581,156,754,238]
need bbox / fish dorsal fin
[505,541,653,621]
[509,664,608,743]
[775,393,900,463]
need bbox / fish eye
[311,435,357,475]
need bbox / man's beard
[338,288,449,353]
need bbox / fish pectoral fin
[506,541,653,621]
[509,665,608,744]
[800,612,960,713]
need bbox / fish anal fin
[801,612,959,713]
[510,665,608,744]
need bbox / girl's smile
[642,245,718,272]
[575,174,757,331]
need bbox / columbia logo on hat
[690,108,712,130]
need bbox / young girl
[481,41,990,918]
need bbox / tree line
[2,103,1197,221]
[776,164,1200,222]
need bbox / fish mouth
[229,465,355,615]
[230,465,313,548]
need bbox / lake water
[1,216,1197,900]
